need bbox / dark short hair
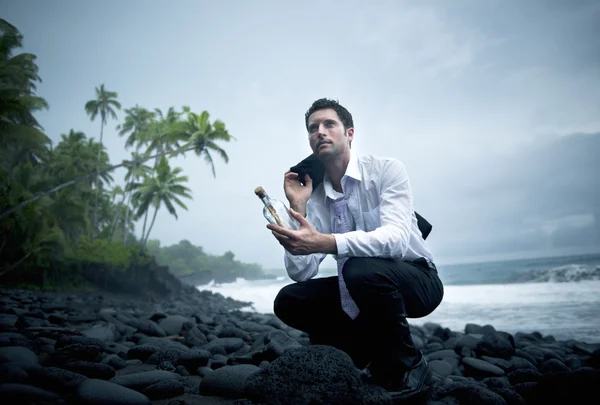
[304,98,354,131]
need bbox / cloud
[2,0,599,269]
[425,132,600,262]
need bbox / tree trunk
[93,120,105,233]
[122,190,133,245]
[143,205,159,246]
[110,189,128,240]
[140,208,149,244]
[0,249,37,278]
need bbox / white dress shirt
[284,151,433,282]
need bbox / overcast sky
[3,0,599,269]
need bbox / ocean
[198,253,600,344]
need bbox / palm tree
[84,83,121,231]
[110,151,152,242]
[145,107,185,165]
[180,109,234,177]
[0,107,233,222]
[117,105,155,151]
[130,156,192,246]
[0,18,50,172]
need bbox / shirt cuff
[333,233,349,258]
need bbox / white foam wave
[197,278,600,343]
[518,264,600,283]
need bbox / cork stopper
[254,186,266,198]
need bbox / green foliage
[146,239,269,284]
[0,18,239,291]
[71,235,150,269]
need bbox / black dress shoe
[369,351,432,403]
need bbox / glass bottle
[254,186,300,230]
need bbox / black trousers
[273,257,444,375]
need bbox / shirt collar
[322,150,362,202]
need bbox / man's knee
[273,283,297,320]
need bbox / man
[267,98,444,401]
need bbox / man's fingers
[289,208,310,227]
[267,223,296,239]
[271,231,289,242]
[284,171,300,181]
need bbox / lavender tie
[331,198,360,319]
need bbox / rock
[462,357,506,377]
[158,315,192,336]
[142,379,185,399]
[104,342,129,357]
[174,365,190,376]
[204,337,246,355]
[430,360,453,377]
[0,332,29,348]
[483,376,511,390]
[0,382,61,403]
[412,334,425,349]
[244,345,391,405]
[217,325,252,342]
[157,361,176,372]
[181,323,208,347]
[199,364,260,399]
[541,358,570,374]
[0,363,30,384]
[513,350,537,366]
[64,361,116,379]
[465,324,497,336]
[588,348,600,369]
[507,369,542,385]
[427,349,461,361]
[197,366,213,377]
[110,370,180,390]
[136,336,189,351]
[28,365,87,393]
[0,314,19,328]
[127,344,160,361]
[48,343,103,365]
[426,342,445,352]
[508,356,537,371]
[235,320,276,334]
[520,345,545,364]
[454,335,481,354]
[437,379,507,405]
[210,354,228,370]
[136,320,166,338]
[55,336,106,351]
[481,356,512,371]
[75,378,152,404]
[48,313,68,325]
[98,308,117,318]
[0,346,39,366]
[476,332,516,359]
[229,330,302,366]
[523,368,600,405]
[82,324,119,342]
[491,388,527,405]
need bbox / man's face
[307,108,354,160]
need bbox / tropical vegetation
[0,18,267,290]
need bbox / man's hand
[284,170,312,216]
[267,208,337,255]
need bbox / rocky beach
[1,283,599,405]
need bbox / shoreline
[1,285,599,404]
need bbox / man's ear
[346,127,355,143]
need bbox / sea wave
[511,264,600,283]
